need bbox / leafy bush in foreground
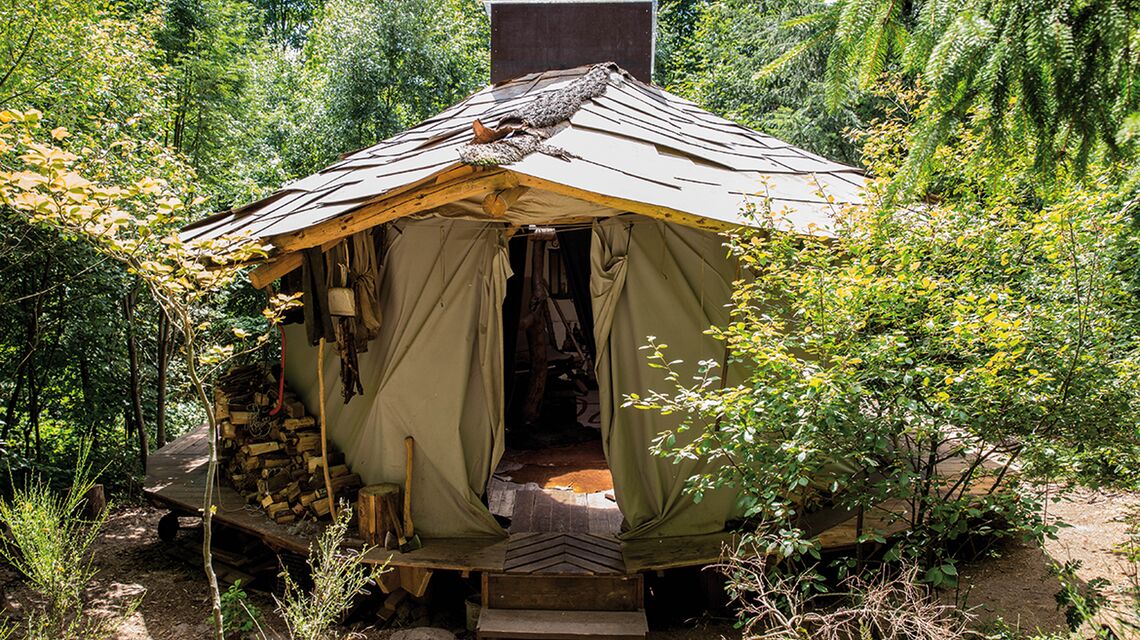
[276,504,385,640]
[630,94,1140,585]
[0,450,133,639]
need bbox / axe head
[399,534,422,553]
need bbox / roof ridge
[458,63,618,166]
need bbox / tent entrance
[488,227,622,535]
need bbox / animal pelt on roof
[458,63,617,166]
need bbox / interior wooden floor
[145,426,998,575]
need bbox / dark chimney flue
[488,0,656,84]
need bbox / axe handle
[403,436,415,538]
[386,496,405,544]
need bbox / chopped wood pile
[215,364,362,524]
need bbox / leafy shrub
[1051,560,1110,632]
[275,504,384,640]
[629,99,1140,585]
[0,449,135,639]
[219,579,263,639]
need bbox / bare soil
[955,486,1140,637]
[2,506,737,639]
[3,486,1135,639]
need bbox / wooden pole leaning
[317,337,337,520]
[403,436,415,538]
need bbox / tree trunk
[3,364,25,442]
[155,308,171,449]
[78,350,98,451]
[27,357,40,461]
[176,311,224,639]
[122,289,149,472]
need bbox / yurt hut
[147,2,867,634]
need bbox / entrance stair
[477,533,648,639]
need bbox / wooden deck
[145,426,510,572]
[488,481,624,536]
[145,427,998,575]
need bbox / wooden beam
[433,164,475,184]
[249,253,302,290]
[248,239,340,290]
[480,186,529,218]
[512,173,732,231]
[266,170,518,255]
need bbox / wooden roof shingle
[182,63,864,248]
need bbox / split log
[284,399,307,419]
[357,483,401,546]
[243,441,282,456]
[283,416,315,430]
[215,362,362,523]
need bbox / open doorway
[488,226,622,535]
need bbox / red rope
[268,324,286,416]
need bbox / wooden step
[476,609,648,640]
[484,573,643,611]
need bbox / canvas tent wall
[280,212,748,540]
[592,216,749,538]
[284,219,510,538]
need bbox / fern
[764,0,1140,195]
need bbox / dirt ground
[0,506,739,639]
[2,487,1136,639]
[955,486,1140,637]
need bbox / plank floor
[146,427,1002,575]
[144,425,508,572]
[489,479,623,535]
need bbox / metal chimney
[487,0,656,83]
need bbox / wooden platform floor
[145,426,509,572]
[488,479,623,535]
[145,427,998,575]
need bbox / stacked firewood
[215,364,362,524]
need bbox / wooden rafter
[246,169,519,288]
[270,170,518,254]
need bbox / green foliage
[157,0,265,205]
[275,504,384,640]
[1051,560,1111,632]
[0,107,288,639]
[629,102,1140,583]
[763,0,1140,191]
[0,0,491,493]
[219,579,263,638]
[290,0,487,169]
[659,0,880,165]
[0,447,133,639]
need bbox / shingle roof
[182,63,865,247]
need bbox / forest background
[1,0,1138,502]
